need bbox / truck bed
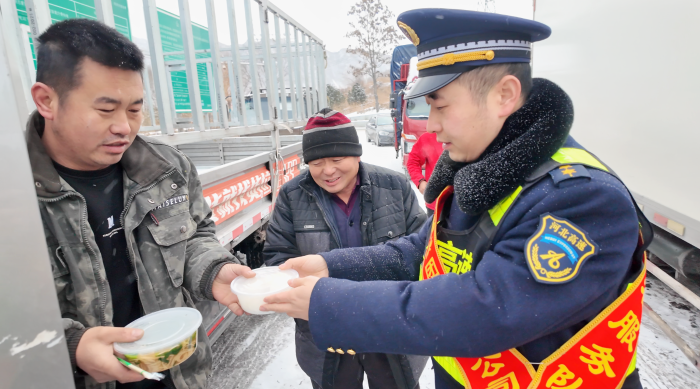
[177,135,304,342]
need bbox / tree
[478,0,496,12]
[327,84,345,109]
[347,83,367,105]
[346,0,399,112]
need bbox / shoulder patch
[525,213,599,284]
[549,164,591,186]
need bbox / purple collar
[330,176,361,216]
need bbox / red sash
[420,186,646,389]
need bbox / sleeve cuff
[320,250,344,278]
[65,327,88,376]
[201,260,237,301]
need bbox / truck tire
[233,223,268,269]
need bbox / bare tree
[478,0,497,12]
[346,0,399,112]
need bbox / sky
[127,0,534,52]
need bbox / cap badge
[398,21,420,46]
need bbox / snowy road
[209,129,700,389]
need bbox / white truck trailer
[534,0,700,380]
[534,0,700,289]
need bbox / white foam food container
[114,307,202,372]
[230,266,299,315]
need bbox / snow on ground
[209,129,699,388]
[637,275,700,388]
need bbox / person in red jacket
[406,132,442,216]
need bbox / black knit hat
[302,108,362,162]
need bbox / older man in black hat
[263,9,651,389]
[262,108,427,389]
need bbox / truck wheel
[232,223,268,269]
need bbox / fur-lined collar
[424,78,574,215]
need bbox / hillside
[324,48,391,90]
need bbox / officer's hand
[76,327,145,383]
[260,276,320,320]
[279,255,329,278]
[212,263,256,316]
[419,181,428,194]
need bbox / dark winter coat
[27,111,236,389]
[306,79,644,389]
[263,162,428,389]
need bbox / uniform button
[35,182,42,188]
[148,199,155,204]
[388,231,393,237]
[327,347,336,353]
[171,183,178,189]
[180,225,187,233]
[347,349,356,356]
[335,348,345,354]
[363,222,367,226]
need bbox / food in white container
[114,308,202,372]
[230,266,299,314]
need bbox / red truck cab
[391,62,429,174]
[400,95,429,169]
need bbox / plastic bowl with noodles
[114,307,202,373]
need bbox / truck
[389,44,430,176]
[534,0,700,292]
[534,0,700,381]
[0,0,325,386]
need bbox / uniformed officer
[262,9,652,389]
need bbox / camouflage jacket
[26,112,235,389]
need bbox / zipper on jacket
[39,192,109,326]
[301,185,344,248]
[360,186,372,246]
[119,169,177,284]
[39,168,177,327]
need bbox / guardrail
[350,119,368,129]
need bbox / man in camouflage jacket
[27,19,253,389]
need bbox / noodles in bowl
[120,332,197,372]
[114,308,202,373]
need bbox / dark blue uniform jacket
[308,138,641,384]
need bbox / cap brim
[404,73,461,99]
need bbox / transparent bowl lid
[230,266,299,296]
[114,307,202,355]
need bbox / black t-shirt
[54,163,168,389]
[55,162,140,328]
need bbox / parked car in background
[366,114,395,146]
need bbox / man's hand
[278,255,329,278]
[418,180,428,194]
[76,327,145,383]
[260,276,320,320]
[212,263,256,315]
